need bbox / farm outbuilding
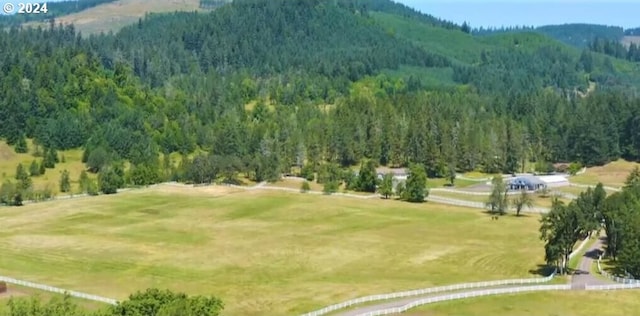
[538,175,570,187]
[508,176,547,191]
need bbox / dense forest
[588,37,640,62]
[474,24,627,49]
[625,27,640,36]
[0,0,640,201]
[0,0,116,26]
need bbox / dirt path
[571,236,614,289]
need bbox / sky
[396,1,640,29]
[2,0,639,29]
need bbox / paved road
[571,236,614,289]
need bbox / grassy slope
[0,185,548,315]
[571,159,640,188]
[23,0,206,35]
[0,140,94,195]
[406,290,640,316]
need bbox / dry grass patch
[571,160,640,188]
[0,140,92,195]
[23,0,206,35]
[0,186,547,315]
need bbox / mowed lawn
[405,290,640,316]
[0,184,547,315]
[571,160,640,188]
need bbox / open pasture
[405,290,640,316]
[570,160,640,188]
[0,184,548,315]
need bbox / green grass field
[0,184,548,315]
[405,290,640,316]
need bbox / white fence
[0,275,118,305]
[301,236,588,316]
[568,183,621,192]
[596,253,640,284]
[299,273,557,316]
[586,283,640,290]
[426,196,549,214]
[354,284,572,316]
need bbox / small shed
[508,176,547,191]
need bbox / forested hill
[0,0,117,26]
[102,0,448,86]
[2,0,640,197]
[474,23,625,48]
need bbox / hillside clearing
[570,160,640,188]
[0,140,93,195]
[0,185,547,315]
[23,0,206,35]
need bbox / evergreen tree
[356,160,378,192]
[39,160,46,175]
[404,164,428,203]
[60,170,71,193]
[98,166,122,194]
[43,148,56,168]
[378,173,394,199]
[78,170,90,193]
[15,163,28,181]
[29,160,40,177]
[14,134,28,153]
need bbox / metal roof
[509,175,546,186]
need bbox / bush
[323,180,339,195]
[300,181,311,193]
[568,162,583,175]
[300,164,315,181]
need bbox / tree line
[588,36,640,62]
[540,168,640,277]
[1,0,640,206]
[0,288,222,316]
